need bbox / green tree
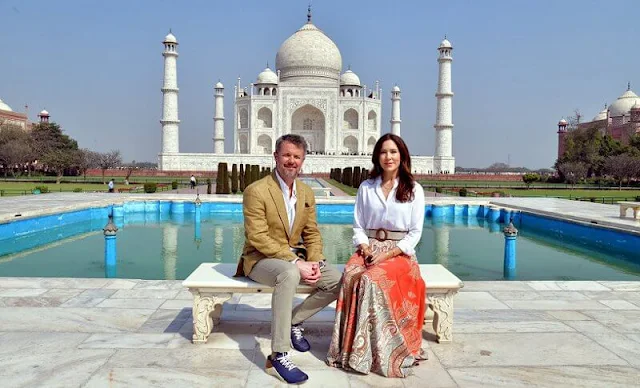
[30,122,80,183]
[558,161,588,188]
[522,173,540,189]
[604,154,640,190]
[231,164,238,194]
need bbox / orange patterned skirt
[326,238,427,377]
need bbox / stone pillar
[503,221,518,280]
[103,214,118,278]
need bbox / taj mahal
[158,9,455,174]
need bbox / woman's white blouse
[353,177,425,256]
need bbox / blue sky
[1,0,637,169]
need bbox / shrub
[334,168,341,183]
[522,173,540,189]
[435,187,442,194]
[216,163,226,194]
[34,185,49,193]
[171,180,178,189]
[144,183,157,193]
[231,164,238,194]
[459,187,468,197]
[239,164,245,192]
[222,166,230,194]
[73,187,83,193]
[251,165,259,184]
[244,164,251,187]
[353,166,361,188]
[342,167,352,187]
[636,196,640,202]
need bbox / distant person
[190,175,196,189]
[108,179,115,193]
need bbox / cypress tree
[239,164,245,192]
[231,164,238,194]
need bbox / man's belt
[366,228,408,241]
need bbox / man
[107,179,114,193]
[190,174,196,189]
[236,134,341,384]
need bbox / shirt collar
[275,170,297,197]
[376,176,399,188]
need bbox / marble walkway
[0,277,639,387]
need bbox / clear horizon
[1,0,637,170]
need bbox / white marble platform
[0,277,639,387]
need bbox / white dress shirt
[275,170,297,233]
[353,177,425,256]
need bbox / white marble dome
[256,67,278,84]
[39,109,49,116]
[593,106,608,121]
[164,32,177,44]
[275,22,342,81]
[609,88,640,117]
[340,69,360,86]
[392,85,401,92]
[215,81,224,89]
[558,119,568,125]
[439,38,452,49]
[0,98,13,112]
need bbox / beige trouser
[248,258,342,353]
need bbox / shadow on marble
[84,366,247,387]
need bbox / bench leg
[620,207,627,218]
[428,291,455,343]
[191,291,232,344]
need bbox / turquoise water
[1,212,639,281]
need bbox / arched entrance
[291,104,325,153]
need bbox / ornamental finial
[307,4,312,23]
[628,81,632,91]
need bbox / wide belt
[366,228,408,241]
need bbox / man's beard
[280,165,299,179]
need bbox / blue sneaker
[266,352,308,384]
[291,323,311,352]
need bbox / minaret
[390,86,401,136]
[557,119,568,160]
[213,81,225,153]
[38,109,50,123]
[161,30,180,154]
[434,37,454,167]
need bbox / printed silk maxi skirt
[326,238,427,377]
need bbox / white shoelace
[292,325,305,341]
[276,352,297,371]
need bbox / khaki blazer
[235,172,325,277]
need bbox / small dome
[340,69,360,86]
[0,98,13,112]
[439,38,452,49]
[609,88,640,117]
[163,32,177,44]
[215,81,224,89]
[593,106,608,121]
[392,85,401,92]
[256,67,278,84]
[39,109,49,116]
[558,119,568,125]
[276,22,342,82]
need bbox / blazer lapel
[291,180,306,237]
[268,175,291,239]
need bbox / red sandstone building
[0,98,50,131]
[557,84,640,159]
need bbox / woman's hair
[369,133,415,202]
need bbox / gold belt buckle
[375,228,388,241]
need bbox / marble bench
[618,201,640,220]
[182,263,464,345]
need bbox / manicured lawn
[327,179,358,196]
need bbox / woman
[327,133,426,378]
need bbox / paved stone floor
[0,278,639,387]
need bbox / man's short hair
[275,134,307,155]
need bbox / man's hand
[296,260,321,285]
